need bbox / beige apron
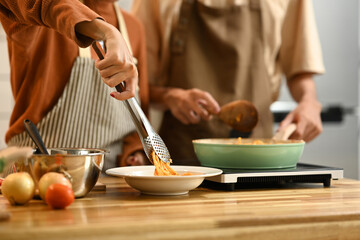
[159,0,273,164]
[8,3,138,169]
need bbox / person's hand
[75,19,138,100]
[95,33,138,101]
[278,99,322,142]
[163,88,221,124]
[125,151,149,166]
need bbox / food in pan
[237,137,265,145]
[236,137,304,145]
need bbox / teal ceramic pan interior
[193,138,305,169]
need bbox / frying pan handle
[91,41,126,92]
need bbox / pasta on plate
[150,151,194,176]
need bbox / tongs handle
[91,41,153,140]
[92,42,126,93]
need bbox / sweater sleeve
[0,0,102,47]
[117,132,143,167]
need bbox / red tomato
[45,183,75,209]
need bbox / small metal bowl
[20,148,105,198]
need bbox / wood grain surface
[1,177,360,240]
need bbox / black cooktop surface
[201,163,343,191]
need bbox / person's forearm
[0,0,100,43]
[150,85,170,109]
[282,73,323,142]
[75,19,117,45]
[287,73,319,103]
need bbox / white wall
[277,0,360,179]
[0,25,12,150]
[118,0,133,11]
[279,0,359,107]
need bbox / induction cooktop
[201,163,343,191]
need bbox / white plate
[106,165,222,195]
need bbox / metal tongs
[92,41,171,163]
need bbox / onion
[38,172,72,200]
[2,172,35,205]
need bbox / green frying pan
[192,138,305,169]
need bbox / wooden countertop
[1,177,360,240]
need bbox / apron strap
[114,2,138,65]
[171,0,195,54]
[114,2,133,56]
[79,46,92,58]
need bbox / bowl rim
[192,138,305,147]
[106,165,223,179]
[32,147,108,156]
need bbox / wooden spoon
[218,100,258,132]
[272,123,297,141]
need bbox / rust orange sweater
[0,0,149,166]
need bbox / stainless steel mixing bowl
[21,148,105,198]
